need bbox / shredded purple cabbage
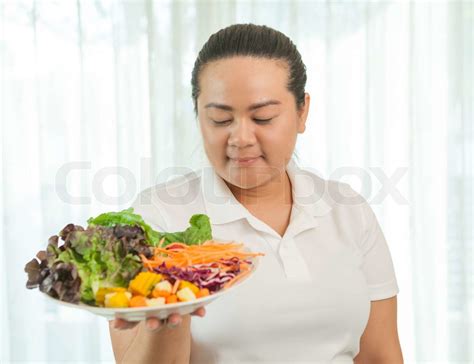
[152,258,251,293]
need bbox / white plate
[43,254,260,321]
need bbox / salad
[24,208,263,309]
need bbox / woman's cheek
[205,134,230,167]
[264,132,297,165]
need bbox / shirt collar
[201,157,332,227]
[286,158,333,218]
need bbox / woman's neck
[225,170,293,209]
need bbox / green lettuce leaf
[55,225,143,303]
[87,208,160,246]
[87,208,212,247]
[26,208,213,305]
[157,214,212,247]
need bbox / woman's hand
[111,306,206,332]
[109,307,204,362]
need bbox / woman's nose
[227,119,257,148]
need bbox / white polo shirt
[131,158,399,363]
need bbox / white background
[0,0,472,362]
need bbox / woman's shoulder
[298,166,381,256]
[292,162,367,212]
[295,164,371,236]
[136,168,203,199]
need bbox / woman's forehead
[198,57,291,108]
[200,56,288,83]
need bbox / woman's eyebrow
[204,100,281,112]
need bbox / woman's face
[197,56,310,189]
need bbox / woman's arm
[109,316,191,364]
[354,296,403,364]
[109,308,206,364]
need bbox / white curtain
[1,0,472,362]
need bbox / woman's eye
[211,119,232,125]
[254,118,272,124]
[210,118,272,125]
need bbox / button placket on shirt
[278,237,313,282]
[259,206,313,282]
[239,201,318,282]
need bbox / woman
[109,24,403,363]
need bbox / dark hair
[191,23,307,116]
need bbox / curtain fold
[1,1,472,362]
[445,1,473,360]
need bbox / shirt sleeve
[358,198,400,301]
[130,188,168,232]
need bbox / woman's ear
[297,93,310,134]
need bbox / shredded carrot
[164,242,188,249]
[143,241,264,269]
[139,241,264,297]
[172,279,181,294]
[158,237,165,249]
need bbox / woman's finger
[191,306,206,317]
[112,306,206,331]
[166,313,183,328]
[145,317,163,332]
[112,318,139,330]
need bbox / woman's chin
[227,169,275,190]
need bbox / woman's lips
[229,156,261,166]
